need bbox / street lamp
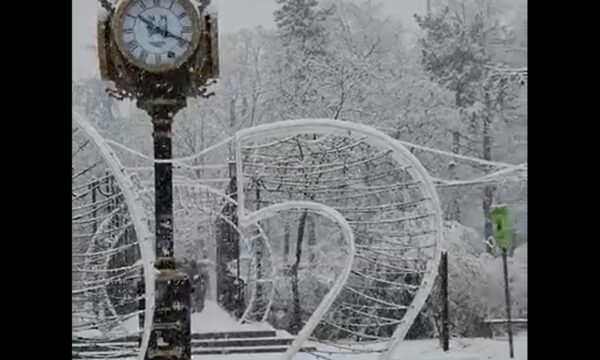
[97,1,219,359]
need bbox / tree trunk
[440,252,449,351]
[290,210,309,334]
[447,131,461,221]
[307,214,316,263]
[283,222,290,262]
[197,112,205,179]
[482,92,495,253]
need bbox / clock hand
[138,15,153,27]
[138,15,190,44]
[163,30,191,44]
[138,15,161,35]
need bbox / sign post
[490,205,514,358]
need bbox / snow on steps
[73,334,528,360]
[192,301,315,359]
[74,302,317,358]
[189,301,316,356]
[193,344,317,356]
[192,329,277,340]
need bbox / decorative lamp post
[97,1,219,359]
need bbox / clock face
[113,0,200,72]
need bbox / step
[72,342,137,353]
[73,329,278,344]
[72,337,292,351]
[192,330,277,340]
[192,345,318,355]
[193,336,294,348]
[72,350,136,359]
[73,335,139,343]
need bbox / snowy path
[191,300,276,333]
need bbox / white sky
[73,0,428,79]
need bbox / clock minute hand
[138,15,161,34]
[163,30,191,44]
[138,15,190,44]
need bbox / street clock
[111,0,202,73]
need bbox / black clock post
[96,1,219,359]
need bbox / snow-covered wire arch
[95,117,444,359]
[116,130,282,327]
[72,111,155,360]
[235,119,444,359]
[138,180,278,324]
[243,201,355,360]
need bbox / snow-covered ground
[387,333,527,360]
[191,300,275,332]
[187,332,527,360]
[75,303,526,360]
[190,302,527,359]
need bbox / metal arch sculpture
[151,181,279,324]
[88,117,443,360]
[132,174,356,360]
[243,201,356,360]
[72,111,155,360]
[111,139,285,328]
[234,119,443,359]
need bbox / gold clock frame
[111,0,202,73]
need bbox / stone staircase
[73,329,316,358]
[191,329,316,356]
[73,302,316,358]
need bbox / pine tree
[416,3,525,250]
[274,0,334,55]
[416,7,490,224]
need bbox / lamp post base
[146,268,192,360]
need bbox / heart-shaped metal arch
[169,181,277,324]
[73,111,156,360]
[235,119,443,359]
[242,201,356,360]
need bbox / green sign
[490,205,509,252]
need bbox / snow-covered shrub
[413,222,528,339]
[481,242,528,320]
[411,222,488,339]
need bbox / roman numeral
[168,0,175,9]
[139,1,147,10]
[178,39,187,48]
[127,40,139,51]
[140,50,149,61]
[123,28,134,35]
[177,12,187,20]
[155,53,162,64]
[182,26,192,33]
